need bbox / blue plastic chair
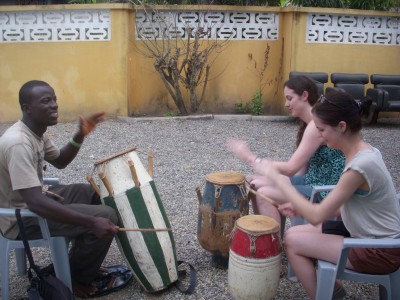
[316,238,400,300]
[315,194,400,300]
[0,178,72,299]
[0,209,72,300]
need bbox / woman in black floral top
[227,76,345,224]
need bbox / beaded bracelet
[69,137,82,148]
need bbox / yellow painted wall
[281,7,400,90]
[130,39,284,116]
[0,4,399,122]
[0,4,130,123]
[129,6,284,117]
[129,6,400,117]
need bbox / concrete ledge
[213,114,252,121]
[186,114,214,120]
[117,114,294,123]
[117,114,214,122]
[252,115,295,122]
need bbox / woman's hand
[226,138,256,164]
[246,175,270,190]
[251,158,280,183]
[278,202,297,218]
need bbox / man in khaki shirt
[0,80,131,298]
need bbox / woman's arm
[272,120,324,176]
[253,160,366,225]
[226,121,324,176]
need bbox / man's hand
[89,216,118,238]
[79,111,105,137]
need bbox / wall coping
[0,3,132,12]
[1,4,399,17]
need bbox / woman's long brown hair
[284,76,319,147]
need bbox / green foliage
[234,90,264,115]
[286,0,344,8]
[234,101,251,114]
[285,0,399,10]
[345,0,399,10]
[68,0,98,3]
[64,0,400,8]
[250,90,264,115]
[164,110,179,117]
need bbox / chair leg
[15,248,27,275]
[388,270,400,300]
[378,284,389,300]
[316,261,336,300]
[285,216,305,282]
[287,263,298,282]
[1,246,10,300]
[280,215,286,239]
[49,237,72,290]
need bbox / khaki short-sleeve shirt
[0,121,60,238]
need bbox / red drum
[228,215,282,300]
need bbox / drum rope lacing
[249,235,258,256]
[228,228,260,256]
[229,227,270,240]
[229,228,281,256]
[210,183,247,200]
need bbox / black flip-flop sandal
[95,265,130,279]
[89,268,133,298]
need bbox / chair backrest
[289,71,329,95]
[330,73,369,100]
[370,74,400,101]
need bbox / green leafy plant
[243,43,271,116]
[164,110,179,117]
[69,0,97,3]
[286,0,344,7]
[345,0,400,10]
[234,90,263,115]
[234,101,250,114]
[285,0,399,10]
[250,90,264,115]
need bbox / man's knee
[98,205,118,225]
[49,183,101,205]
[71,183,102,204]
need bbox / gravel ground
[1,115,399,300]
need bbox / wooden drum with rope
[196,171,249,268]
[88,147,178,293]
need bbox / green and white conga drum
[89,147,178,293]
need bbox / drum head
[236,215,279,235]
[206,171,245,185]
